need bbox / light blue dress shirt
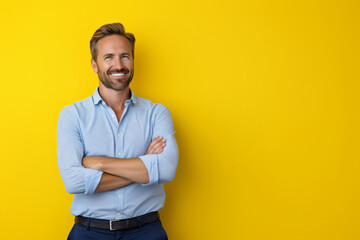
[57,88,178,220]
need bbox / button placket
[116,188,124,219]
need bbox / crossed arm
[57,104,178,195]
[82,136,166,192]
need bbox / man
[57,23,178,240]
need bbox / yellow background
[1,0,360,239]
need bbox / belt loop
[86,218,91,230]
[137,216,142,228]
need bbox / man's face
[91,34,134,91]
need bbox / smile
[111,73,125,76]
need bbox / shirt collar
[92,87,137,105]
[129,89,137,104]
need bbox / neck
[98,85,131,110]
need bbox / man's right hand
[146,136,166,155]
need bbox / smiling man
[57,23,178,240]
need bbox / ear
[91,59,98,73]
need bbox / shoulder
[133,96,175,133]
[59,96,93,114]
[134,96,171,116]
[58,96,93,121]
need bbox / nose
[113,56,123,69]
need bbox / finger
[148,137,165,151]
[146,137,163,154]
[147,137,160,151]
[148,142,165,155]
[150,136,162,146]
[147,137,167,154]
[152,142,166,154]
[151,139,166,151]
[147,137,162,152]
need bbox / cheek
[126,62,134,70]
[98,63,110,73]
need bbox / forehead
[97,34,132,56]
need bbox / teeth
[111,73,125,76]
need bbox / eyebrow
[102,53,131,57]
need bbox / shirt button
[118,152,121,156]
[118,194,122,198]
[117,133,120,136]
[102,102,105,105]
[112,115,115,118]
[117,213,120,216]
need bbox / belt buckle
[110,218,132,230]
[109,220,117,231]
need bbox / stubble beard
[98,67,134,91]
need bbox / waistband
[75,211,160,231]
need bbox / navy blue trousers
[67,220,168,240]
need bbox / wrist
[96,157,106,171]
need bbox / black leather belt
[75,211,159,231]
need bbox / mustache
[107,68,129,75]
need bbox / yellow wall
[1,0,360,239]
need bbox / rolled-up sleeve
[139,104,179,185]
[57,105,103,194]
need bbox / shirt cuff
[84,168,103,194]
[138,154,159,186]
